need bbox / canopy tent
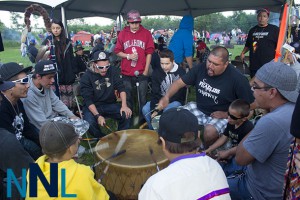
[0,0,286,20]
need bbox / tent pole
[118,13,122,31]
[61,6,68,38]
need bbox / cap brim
[0,81,15,91]
[127,19,141,23]
[278,89,299,103]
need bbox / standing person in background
[196,41,210,64]
[115,9,154,125]
[27,39,38,63]
[206,30,210,44]
[240,8,279,78]
[168,15,194,69]
[0,32,4,52]
[73,43,89,76]
[42,19,76,110]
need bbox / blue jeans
[83,103,130,138]
[227,171,253,200]
[20,137,42,160]
[220,156,246,176]
[122,75,148,122]
[142,101,182,129]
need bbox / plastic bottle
[131,47,138,67]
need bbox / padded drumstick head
[114,133,127,155]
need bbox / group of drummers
[1,7,300,200]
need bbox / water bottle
[131,47,138,67]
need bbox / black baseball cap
[158,108,198,143]
[34,60,57,75]
[0,62,32,81]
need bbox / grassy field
[0,47,33,67]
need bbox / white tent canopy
[0,0,286,20]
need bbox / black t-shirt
[223,120,254,146]
[245,24,279,71]
[181,63,254,115]
[291,94,300,138]
[0,94,39,145]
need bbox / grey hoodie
[22,75,74,130]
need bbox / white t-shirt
[139,153,231,200]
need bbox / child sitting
[142,49,186,129]
[26,120,109,199]
[205,99,254,176]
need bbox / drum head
[96,129,167,167]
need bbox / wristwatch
[126,54,130,60]
[94,114,101,119]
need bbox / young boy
[26,120,109,199]
[205,99,254,176]
[139,108,230,200]
[142,49,186,129]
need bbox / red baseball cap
[257,8,270,16]
[127,10,141,23]
[197,42,207,51]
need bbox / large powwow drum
[95,129,169,200]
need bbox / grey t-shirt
[244,102,294,200]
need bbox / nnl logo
[6,163,76,198]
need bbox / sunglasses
[129,22,140,24]
[12,76,29,84]
[96,65,110,70]
[227,112,243,120]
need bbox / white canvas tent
[0,0,286,20]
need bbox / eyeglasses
[227,112,243,120]
[96,65,110,70]
[12,76,29,84]
[251,85,273,91]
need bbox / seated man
[80,51,132,138]
[142,49,186,129]
[0,80,34,199]
[230,61,298,199]
[139,108,230,200]
[158,46,254,148]
[0,62,42,160]
[22,60,78,131]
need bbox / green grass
[0,47,32,67]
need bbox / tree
[10,12,23,31]
[0,20,5,32]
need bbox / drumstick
[98,162,110,183]
[104,124,119,137]
[83,142,109,154]
[114,133,127,155]
[80,138,100,141]
[149,146,160,172]
[91,149,127,168]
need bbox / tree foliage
[10,12,23,31]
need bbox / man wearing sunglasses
[0,62,42,160]
[115,9,154,125]
[22,60,78,131]
[80,51,131,138]
[229,61,298,200]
